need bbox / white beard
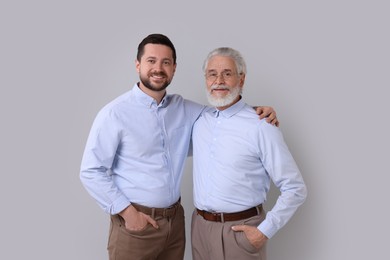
[206,84,242,108]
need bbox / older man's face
[205,55,245,110]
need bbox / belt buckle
[212,212,224,222]
[220,212,224,222]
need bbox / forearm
[80,167,130,215]
[259,185,307,238]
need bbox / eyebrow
[145,56,173,62]
[206,68,234,72]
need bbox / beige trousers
[191,209,267,260]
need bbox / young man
[191,47,307,260]
[80,34,278,260]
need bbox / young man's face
[205,55,245,109]
[136,43,176,92]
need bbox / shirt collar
[132,83,170,108]
[212,97,245,118]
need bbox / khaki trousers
[191,209,267,260]
[108,204,185,260]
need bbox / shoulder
[168,94,204,107]
[239,104,281,132]
[167,94,206,115]
[238,104,267,122]
[96,91,132,120]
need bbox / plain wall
[1,0,389,259]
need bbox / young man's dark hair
[137,33,177,64]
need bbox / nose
[150,61,164,72]
[154,62,163,71]
[215,74,225,84]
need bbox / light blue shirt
[80,83,204,215]
[192,99,307,238]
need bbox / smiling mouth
[150,72,167,80]
[150,75,166,83]
[212,88,229,92]
[152,75,165,79]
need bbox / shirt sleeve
[256,122,307,238]
[184,99,206,158]
[80,108,130,215]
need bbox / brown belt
[132,200,181,218]
[196,205,262,222]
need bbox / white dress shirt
[192,99,307,238]
[80,83,204,214]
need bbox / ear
[239,73,246,88]
[173,63,177,74]
[135,59,140,73]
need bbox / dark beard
[140,73,171,92]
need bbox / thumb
[145,215,159,229]
[231,225,247,232]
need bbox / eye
[223,71,233,78]
[207,72,217,78]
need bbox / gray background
[1,0,389,259]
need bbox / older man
[191,47,307,260]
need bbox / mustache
[150,71,167,77]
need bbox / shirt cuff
[258,219,278,239]
[109,196,131,215]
